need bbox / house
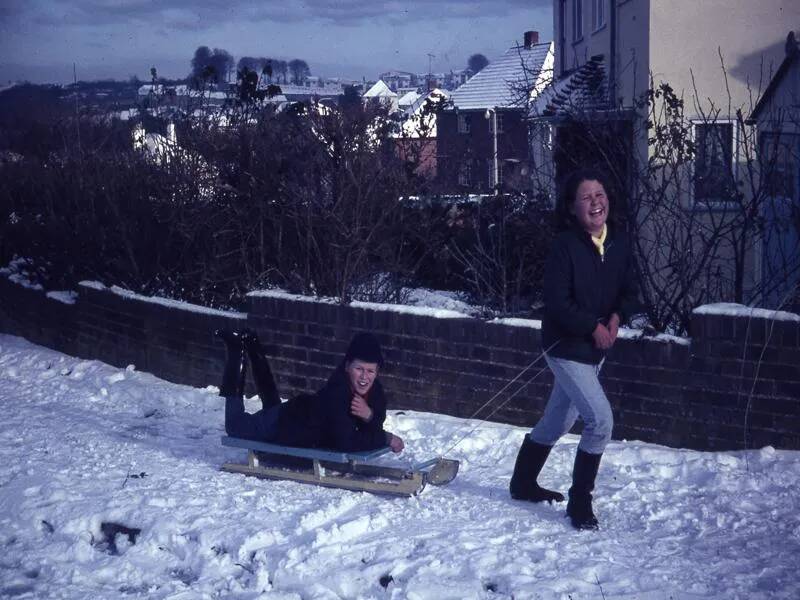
[531,0,797,308]
[362,80,399,112]
[394,89,450,179]
[747,31,800,310]
[532,0,793,193]
[379,70,418,91]
[437,31,554,193]
[398,90,422,114]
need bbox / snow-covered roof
[138,84,163,96]
[397,89,449,138]
[363,80,397,98]
[398,90,421,108]
[448,42,553,110]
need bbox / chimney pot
[524,31,539,48]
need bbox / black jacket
[274,365,389,452]
[542,225,640,365]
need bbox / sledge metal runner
[220,436,459,497]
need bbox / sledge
[220,436,459,497]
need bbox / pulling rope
[437,340,560,458]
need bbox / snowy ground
[0,334,798,600]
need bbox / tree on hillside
[272,59,288,84]
[191,46,234,85]
[288,59,310,85]
[467,53,489,74]
[237,56,271,75]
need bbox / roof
[398,90,421,108]
[748,31,800,123]
[530,54,607,119]
[397,88,449,138]
[448,42,553,110]
[363,80,397,98]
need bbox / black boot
[215,329,247,398]
[509,436,565,503]
[566,449,602,530]
[242,329,280,409]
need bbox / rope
[740,287,797,472]
[437,340,559,458]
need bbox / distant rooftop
[448,41,553,110]
[363,79,397,98]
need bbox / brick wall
[1,279,798,451]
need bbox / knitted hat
[344,332,384,367]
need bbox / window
[458,162,472,186]
[592,0,606,31]
[458,113,471,134]
[761,133,798,199]
[572,0,583,41]
[489,112,505,134]
[559,0,567,74]
[693,122,735,202]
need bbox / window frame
[572,0,584,42]
[691,119,738,205]
[458,113,471,134]
[458,161,472,186]
[591,0,606,33]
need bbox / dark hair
[344,332,384,367]
[554,168,614,231]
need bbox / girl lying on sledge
[216,330,405,454]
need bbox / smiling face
[571,179,609,236]
[345,359,379,397]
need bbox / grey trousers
[530,354,612,455]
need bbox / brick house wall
[437,109,530,193]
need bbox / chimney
[524,30,539,48]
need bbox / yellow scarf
[591,224,607,257]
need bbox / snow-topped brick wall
[1,276,797,451]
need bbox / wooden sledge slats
[221,459,426,496]
[219,436,457,496]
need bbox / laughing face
[345,359,379,398]
[571,179,609,236]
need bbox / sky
[0,1,553,85]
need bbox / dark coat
[542,225,640,365]
[274,365,389,452]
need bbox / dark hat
[344,332,384,367]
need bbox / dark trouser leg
[225,396,263,439]
[567,449,603,530]
[243,331,280,409]
[225,397,281,441]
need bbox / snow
[490,317,542,329]
[45,291,78,305]
[1,333,798,599]
[350,301,468,320]
[78,281,246,320]
[248,289,339,305]
[0,257,44,291]
[249,288,477,319]
[402,288,480,317]
[694,303,800,323]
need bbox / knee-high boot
[242,330,280,409]
[566,449,602,530]
[509,435,565,503]
[215,329,247,398]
